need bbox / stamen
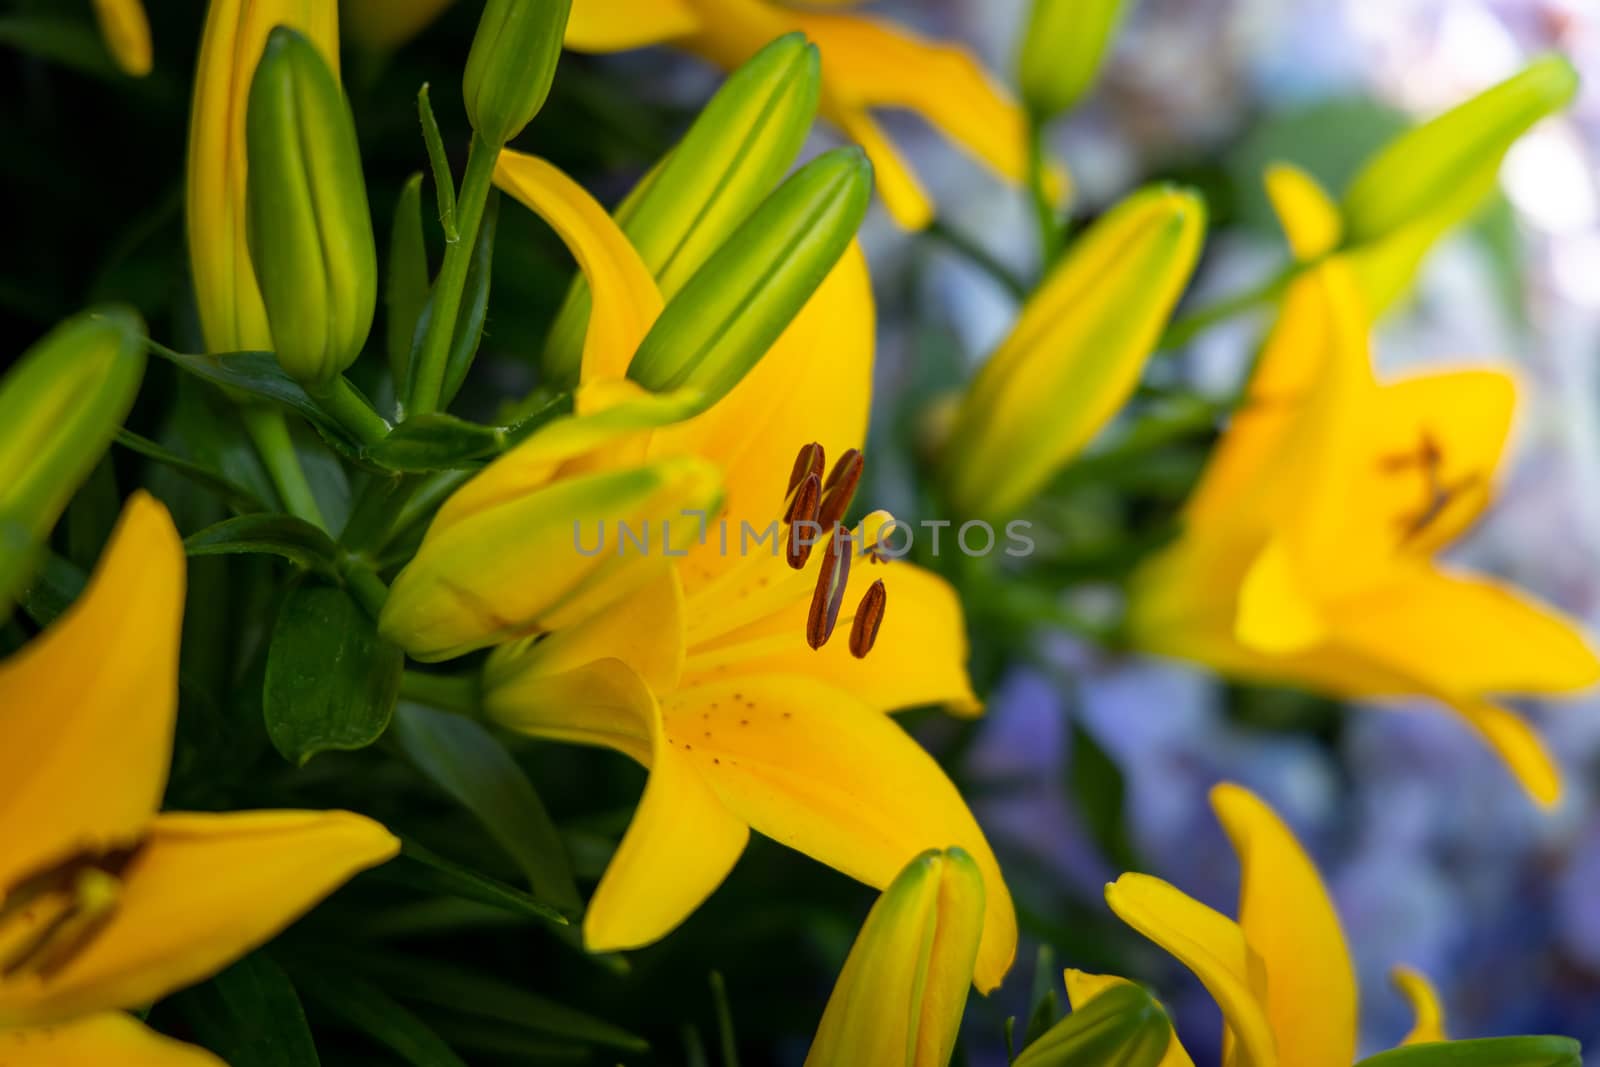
[818,450,864,533]
[806,527,853,650]
[785,473,822,569]
[786,442,826,498]
[0,848,133,979]
[849,580,886,659]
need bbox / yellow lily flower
[467,151,1014,989]
[187,0,340,354]
[92,0,152,77]
[1129,191,1600,807]
[1098,783,1481,1065]
[0,492,398,1059]
[566,0,1030,231]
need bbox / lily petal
[92,0,152,77]
[0,1012,223,1066]
[1211,784,1356,1067]
[1263,163,1341,261]
[0,811,397,1027]
[1062,970,1196,1067]
[565,0,701,52]
[1393,966,1447,1045]
[495,151,664,383]
[661,674,1017,991]
[1104,873,1276,1067]
[0,493,183,892]
[1443,697,1562,808]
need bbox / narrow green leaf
[0,14,118,79]
[116,428,268,512]
[294,967,469,1067]
[1024,943,1060,1047]
[392,704,582,916]
[264,584,404,764]
[1068,716,1138,871]
[1354,1037,1582,1067]
[184,514,341,577]
[440,188,499,407]
[364,413,503,472]
[418,84,458,241]
[387,172,431,388]
[173,952,321,1067]
[709,971,740,1067]
[379,838,569,925]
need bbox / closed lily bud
[1012,981,1176,1067]
[379,402,724,661]
[189,0,340,354]
[544,32,821,385]
[943,185,1204,521]
[627,146,872,410]
[0,308,144,604]
[803,848,986,1067]
[246,27,378,388]
[1342,55,1578,245]
[463,0,573,147]
[1017,0,1130,120]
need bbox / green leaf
[116,429,269,512]
[0,14,118,80]
[264,584,404,765]
[364,413,504,472]
[378,838,569,925]
[293,967,469,1067]
[1023,944,1060,1047]
[18,550,89,629]
[387,172,431,388]
[1068,716,1138,871]
[418,84,458,241]
[709,971,740,1067]
[440,189,499,407]
[1013,983,1175,1067]
[1354,1038,1582,1067]
[185,514,342,578]
[173,952,321,1067]
[392,704,582,916]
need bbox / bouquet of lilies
[1,0,1593,1063]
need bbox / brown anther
[817,450,865,533]
[784,473,823,569]
[806,527,853,650]
[783,470,821,526]
[849,580,886,659]
[786,442,826,498]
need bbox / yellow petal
[804,849,985,1067]
[0,493,183,892]
[1211,783,1356,1067]
[650,242,873,555]
[1392,966,1448,1045]
[661,674,1017,991]
[1104,873,1276,1067]
[0,811,397,1027]
[92,0,152,77]
[564,0,701,52]
[1062,971,1197,1067]
[1263,163,1341,261]
[494,151,664,383]
[187,0,339,353]
[0,1012,224,1067]
[1443,697,1562,808]
[1234,536,1326,655]
[830,107,935,230]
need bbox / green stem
[339,553,390,619]
[1026,116,1062,268]
[925,219,1027,299]
[1159,267,1295,351]
[399,669,481,718]
[384,469,471,550]
[408,133,499,416]
[312,376,391,448]
[242,407,325,529]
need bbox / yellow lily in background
[803,848,986,1067]
[1129,192,1600,806]
[0,493,398,1061]
[187,0,340,355]
[1097,783,1498,1064]
[92,0,152,77]
[471,151,1015,989]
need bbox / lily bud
[246,27,378,388]
[1011,980,1176,1067]
[626,146,872,410]
[942,185,1204,521]
[544,32,822,385]
[1354,1037,1581,1067]
[1342,55,1578,245]
[803,848,985,1067]
[1017,0,1130,120]
[379,392,723,661]
[0,308,145,604]
[463,0,573,147]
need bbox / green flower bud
[463,0,573,147]
[1354,1037,1581,1067]
[1017,0,1131,120]
[1342,55,1579,245]
[0,307,145,606]
[1012,983,1176,1067]
[544,33,821,385]
[246,27,378,388]
[942,184,1205,522]
[626,146,872,410]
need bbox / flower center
[0,848,137,980]
[783,443,886,658]
[1378,430,1483,545]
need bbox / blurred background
[2,0,1598,1062]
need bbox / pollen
[807,527,853,649]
